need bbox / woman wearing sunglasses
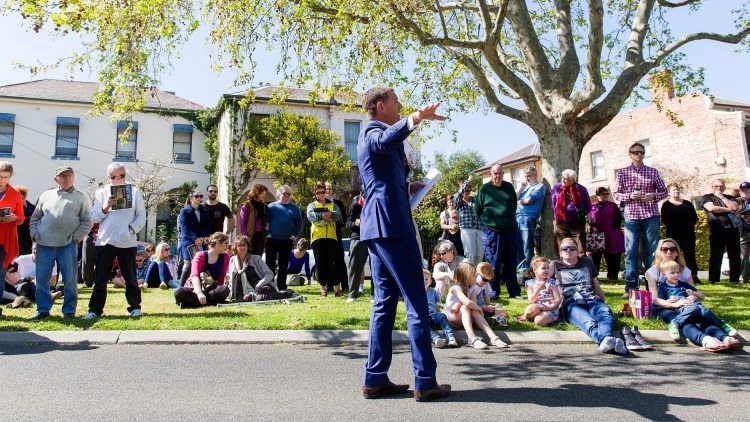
[432,240,466,298]
[177,189,211,284]
[645,239,695,290]
[550,237,628,355]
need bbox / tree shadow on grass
[447,385,714,420]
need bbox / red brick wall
[578,94,748,201]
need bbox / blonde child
[444,262,508,349]
[516,256,561,326]
[424,270,458,348]
[470,262,496,316]
[657,260,741,352]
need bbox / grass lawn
[0,280,748,332]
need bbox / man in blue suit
[358,87,450,402]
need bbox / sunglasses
[135,259,144,263]
[192,194,203,199]
[629,150,645,155]
[661,247,678,253]
[315,191,326,195]
[109,174,126,180]
[599,193,610,196]
[560,245,578,252]
[439,251,452,256]
[208,190,218,193]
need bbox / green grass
[1,281,748,332]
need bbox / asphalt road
[1,343,748,421]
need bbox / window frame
[172,124,193,162]
[115,121,138,160]
[344,120,361,162]
[55,120,80,158]
[0,115,14,155]
[590,150,605,181]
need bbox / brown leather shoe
[414,384,451,402]
[362,381,409,399]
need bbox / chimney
[649,70,675,103]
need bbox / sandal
[702,336,729,353]
[490,336,509,348]
[469,337,487,349]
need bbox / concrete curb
[1,329,746,346]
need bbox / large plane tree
[4,0,749,179]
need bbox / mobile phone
[0,207,11,217]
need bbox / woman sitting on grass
[516,256,561,326]
[145,242,181,289]
[174,232,230,308]
[432,240,465,298]
[443,261,508,349]
[228,235,276,302]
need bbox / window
[744,124,750,164]
[638,139,652,166]
[0,113,15,155]
[55,117,80,158]
[115,120,138,160]
[511,167,522,190]
[344,121,360,162]
[173,124,193,162]
[590,150,605,180]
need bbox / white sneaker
[346,297,356,303]
[598,336,616,353]
[613,338,629,355]
[159,282,168,290]
[130,309,143,318]
[81,312,98,321]
[469,337,488,349]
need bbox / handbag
[586,230,606,252]
[628,289,652,320]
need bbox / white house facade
[0,79,210,240]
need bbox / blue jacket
[177,204,211,259]
[357,118,415,241]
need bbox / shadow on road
[0,331,98,356]
[447,384,714,420]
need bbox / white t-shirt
[443,284,464,315]
[14,254,57,280]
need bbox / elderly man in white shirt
[83,163,146,319]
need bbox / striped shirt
[613,164,667,220]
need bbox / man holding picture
[84,163,146,320]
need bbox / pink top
[186,251,230,289]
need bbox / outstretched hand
[411,102,446,125]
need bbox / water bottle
[493,302,508,327]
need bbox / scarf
[556,183,581,221]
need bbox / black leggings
[174,284,230,308]
[312,238,340,291]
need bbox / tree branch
[656,0,699,7]
[475,0,494,35]
[387,1,485,49]
[555,0,579,96]
[505,1,554,90]
[568,0,606,116]
[624,0,656,68]
[648,28,750,66]
[487,0,509,45]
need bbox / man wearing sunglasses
[613,142,667,298]
[701,179,740,283]
[84,163,146,320]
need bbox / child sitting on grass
[424,269,458,348]
[516,256,561,326]
[470,262,496,319]
[444,262,508,349]
[657,260,741,352]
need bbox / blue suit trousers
[364,237,437,391]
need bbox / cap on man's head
[55,166,74,176]
[740,181,750,190]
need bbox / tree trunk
[536,127,584,259]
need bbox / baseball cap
[55,166,74,176]
[740,181,750,190]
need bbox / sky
[1,4,749,167]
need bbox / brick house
[578,94,750,202]
[475,142,541,189]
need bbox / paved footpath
[1,342,749,421]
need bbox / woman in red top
[0,161,25,317]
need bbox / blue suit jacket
[177,205,212,258]
[357,118,416,241]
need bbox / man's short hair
[629,142,645,152]
[363,87,394,117]
[206,184,218,191]
[106,162,126,175]
[522,166,537,175]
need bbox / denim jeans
[624,216,660,292]
[429,311,454,340]
[482,226,521,297]
[35,242,79,316]
[516,215,537,271]
[566,300,614,344]
[656,303,727,346]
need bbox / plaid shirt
[453,179,480,229]
[613,164,667,220]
